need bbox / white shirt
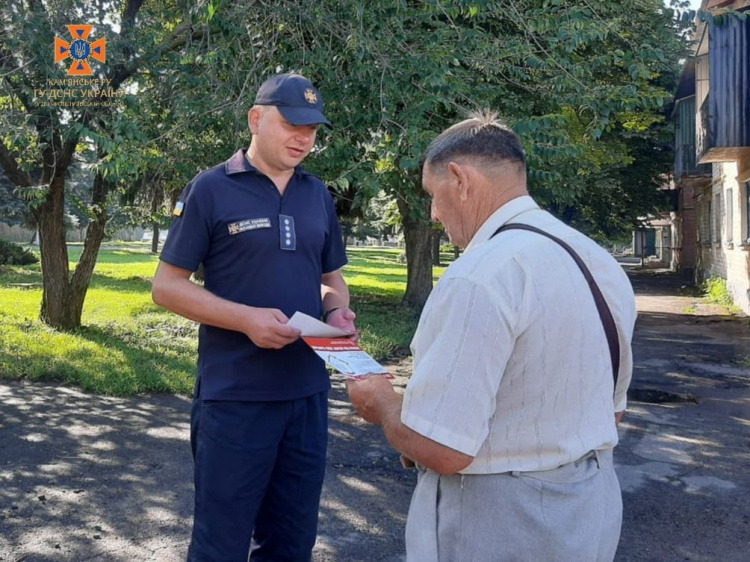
[401,196,637,474]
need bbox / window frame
[714,192,721,244]
[726,188,733,244]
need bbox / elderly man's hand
[345,375,396,426]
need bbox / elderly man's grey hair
[421,110,526,173]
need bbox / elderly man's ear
[447,161,471,202]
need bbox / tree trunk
[36,173,76,329]
[397,198,433,309]
[36,170,110,330]
[151,224,159,254]
[150,183,161,254]
[339,219,351,249]
[431,229,442,266]
[69,171,110,325]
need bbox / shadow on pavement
[315,379,414,562]
[617,270,750,562]
[0,384,194,562]
[0,380,414,562]
[2,269,749,561]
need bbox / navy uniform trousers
[187,387,328,562]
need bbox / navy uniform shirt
[160,149,348,401]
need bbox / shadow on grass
[0,267,42,285]
[0,315,197,397]
[69,324,198,396]
[0,271,153,298]
[350,294,421,359]
[347,248,401,260]
[88,250,159,265]
[0,271,154,295]
[88,274,153,293]
[345,260,405,274]
[345,270,411,287]
[66,246,158,263]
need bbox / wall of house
[657,225,671,266]
[695,161,750,313]
[669,216,681,271]
[682,184,697,275]
[708,15,750,152]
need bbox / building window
[745,182,750,243]
[708,199,713,242]
[714,193,721,243]
[726,188,733,243]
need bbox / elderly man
[347,112,637,562]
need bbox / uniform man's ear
[447,161,470,202]
[248,107,262,134]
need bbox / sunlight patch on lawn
[0,246,438,395]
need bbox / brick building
[674,0,750,313]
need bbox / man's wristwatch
[322,307,340,323]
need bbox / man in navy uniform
[152,73,356,561]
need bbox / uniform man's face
[248,106,318,174]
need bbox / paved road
[616,271,750,562]
[1,269,749,561]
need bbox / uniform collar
[464,195,540,254]
[224,149,309,178]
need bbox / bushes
[702,276,735,307]
[0,240,38,265]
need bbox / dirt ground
[1,268,749,561]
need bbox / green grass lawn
[0,244,448,396]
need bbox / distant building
[672,0,750,313]
[671,59,712,279]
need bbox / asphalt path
[1,269,749,561]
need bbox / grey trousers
[405,449,622,562]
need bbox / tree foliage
[0,0,223,328]
[0,0,693,326]
[216,0,692,305]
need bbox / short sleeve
[320,189,348,274]
[613,301,637,413]
[160,177,213,271]
[401,274,522,457]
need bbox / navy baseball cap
[254,73,333,129]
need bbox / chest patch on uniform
[228,217,272,235]
[279,214,296,251]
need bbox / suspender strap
[491,223,620,388]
